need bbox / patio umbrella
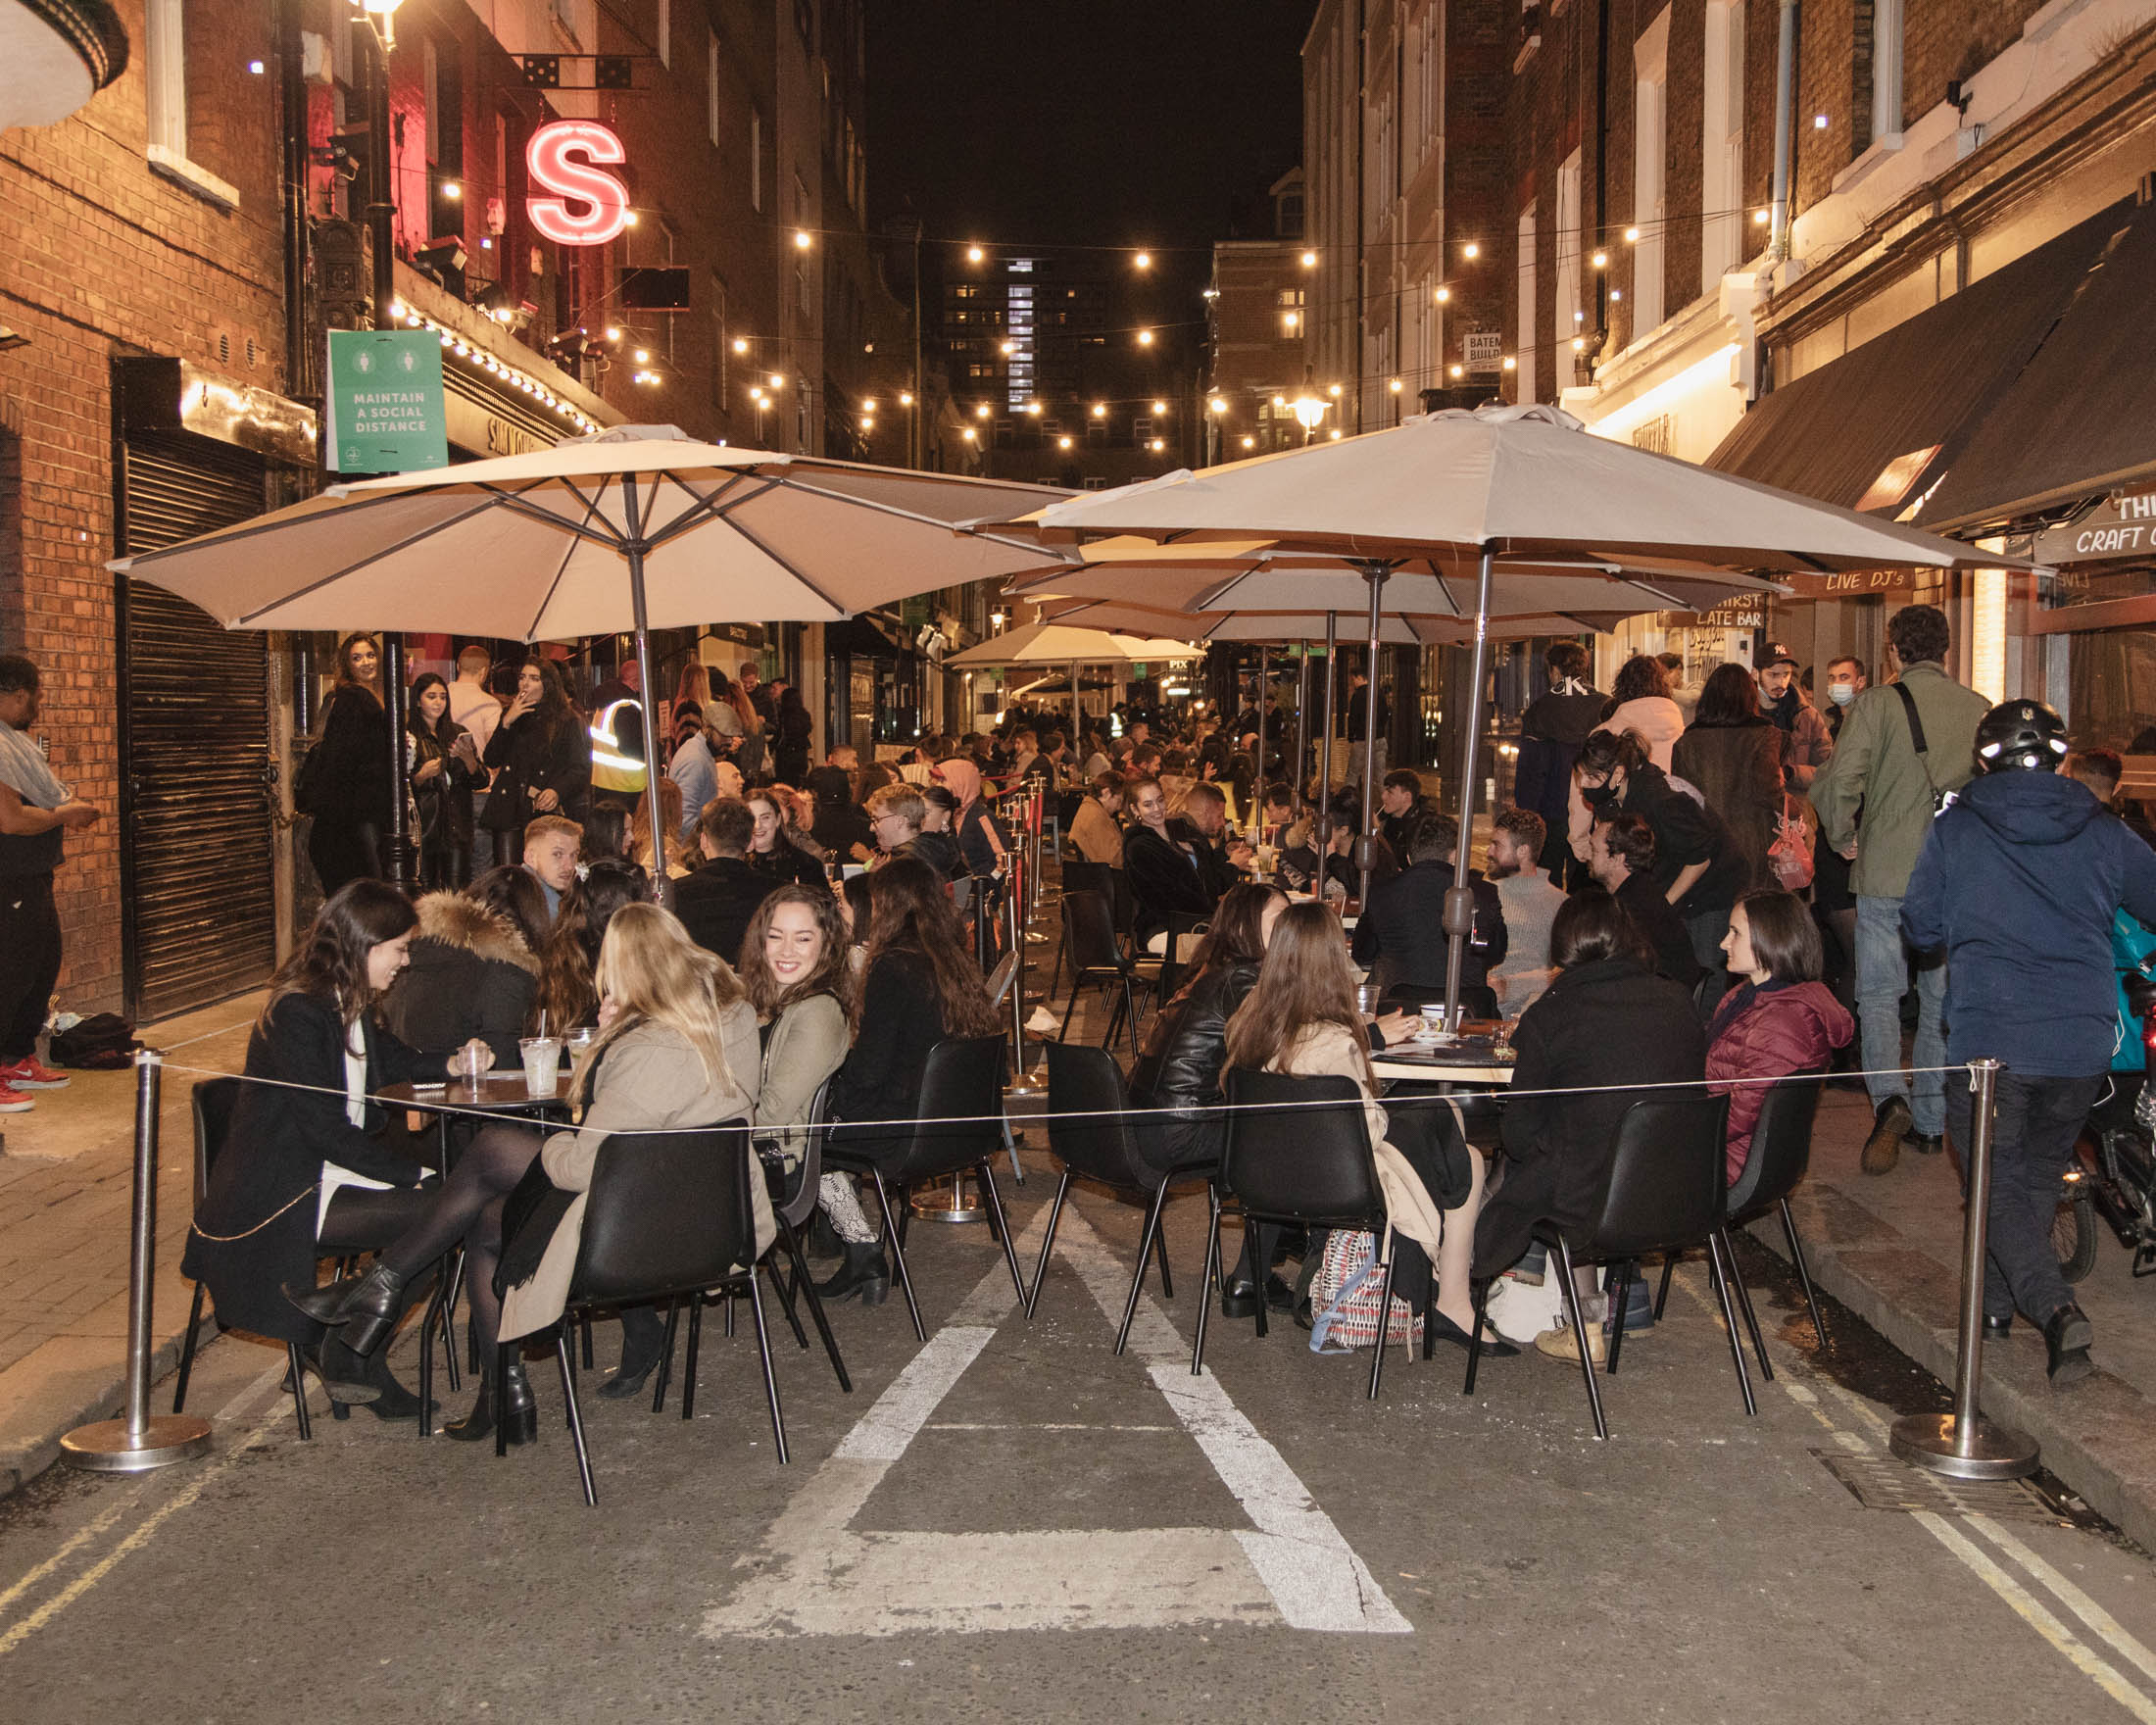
[108,424,1067,896]
[988,402,2033,1019]
[944,618,1199,735]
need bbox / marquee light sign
[525,120,631,246]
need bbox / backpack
[48,1012,142,1069]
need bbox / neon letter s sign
[526,120,630,246]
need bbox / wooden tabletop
[1371,1038,1516,1087]
[376,1073,573,1112]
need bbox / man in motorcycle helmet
[1904,700,2156,1386]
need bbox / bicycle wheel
[2055,1188,2099,1284]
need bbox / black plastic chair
[822,1035,1026,1342]
[1382,981,1499,1022]
[173,1075,452,1441]
[508,1123,784,1505]
[1465,1093,1748,1441]
[1055,889,1158,1057]
[1028,1044,1212,1353]
[755,1078,852,1394]
[1052,859,1116,996]
[1194,1068,1417,1400]
[1663,1076,1828,1357]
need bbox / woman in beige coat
[295,903,761,1441]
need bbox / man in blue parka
[1904,700,2156,1387]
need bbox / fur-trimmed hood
[413,891,541,975]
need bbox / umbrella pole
[1442,547,1496,1028]
[384,632,410,889]
[621,477,667,906]
[1070,659,1081,741]
[1355,564,1387,910]
[1252,648,1266,837]
[1315,614,1338,865]
[1295,646,1312,817]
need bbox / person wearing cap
[1758,644,1833,791]
[1903,698,2156,1387]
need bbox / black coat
[1351,861,1507,995]
[1619,763,1744,915]
[749,839,828,891]
[1124,823,1215,940]
[378,892,539,1068]
[312,684,393,830]
[1377,796,1428,864]
[1473,957,1706,1273]
[408,717,475,852]
[956,802,1011,878]
[671,856,774,967]
[828,948,945,1166]
[1615,873,1705,991]
[181,992,444,1345]
[1127,959,1260,1175]
[480,706,591,832]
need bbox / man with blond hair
[522,813,583,921]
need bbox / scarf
[0,718,68,810]
[934,758,1005,860]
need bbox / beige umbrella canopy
[945,618,1198,735]
[108,424,1070,896]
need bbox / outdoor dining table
[1370,1032,1516,1089]
[376,1071,577,1167]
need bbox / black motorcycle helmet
[1973,699,2070,773]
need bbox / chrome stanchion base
[61,1413,212,1473]
[910,1174,986,1224]
[1004,1065,1047,1098]
[1888,1411,2039,1481]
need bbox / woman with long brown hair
[291,902,762,1438]
[183,880,491,1416]
[479,655,592,866]
[821,858,1002,1298]
[303,632,395,895]
[1222,902,1490,1351]
[744,785,827,889]
[533,858,655,1032]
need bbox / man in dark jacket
[1903,700,2156,1387]
[670,799,773,966]
[1352,810,1506,995]
[1512,642,1603,888]
[1588,811,1703,992]
[1374,769,1428,862]
[1165,782,1250,901]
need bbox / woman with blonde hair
[291,901,762,1436]
[1222,902,1493,1351]
[628,775,692,877]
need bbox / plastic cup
[458,1043,487,1084]
[518,1036,561,1096]
[1355,983,1380,1016]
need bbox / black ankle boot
[302,1340,382,1405]
[284,1262,407,1355]
[816,1241,890,1306]
[337,1339,436,1422]
[445,1361,537,1445]
[599,1314,667,1401]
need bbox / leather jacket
[1126,959,1259,1174]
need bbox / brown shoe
[1534,1322,1607,1365]
[1862,1097,1912,1175]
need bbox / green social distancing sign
[326,329,449,474]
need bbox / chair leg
[1654,1253,1677,1321]
[580,1311,595,1371]
[556,1327,597,1507]
[1056,975,1082,1042]
[1781,1200,1830,1352]
[1607,1258,1633,1375]
[868,1168,925,1342]
[746,1272,790,1465]
[1703,1231,1759,1418]
[285,1341,313,1441]
[1463,1279,1490,1394]
[764,1258,809,1351]
[1191,1187,1222,1377]
[173,1282,206,1413]
[1119,977,1140,1058]
[975,1163,1027,1303]
[1152,1204,1175,1301]
[1117,1178,1173,1355]
[1718,1227,1775,1383]
[437,1248,464,1394]
[1552,1239,1608,1442]
[1366,1249,1398,1401]
[1250,1220,1269,1340]
[493,1342,512,1458]
[683,1295,705,1421]
[652,1299,680,1413]
[777,1220,852,1393]
[1102,981,1127,1053]
[1026,1169,1074,1319]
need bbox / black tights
[378,1123,541,1356]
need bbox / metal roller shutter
[118,432,278,1022]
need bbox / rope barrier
[147,1055,1976,1139]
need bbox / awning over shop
[824,614,910,659]
[1705,201,2131,517]
[1917,199,2156,532]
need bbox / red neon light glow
[525,120,630,246]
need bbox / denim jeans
[1946,1069,2104,1324]
[1855,893,1947,1134]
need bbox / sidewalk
[1762,1081,2156,1553]
[0,995,260,1494]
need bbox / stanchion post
[1890,1059,2038,1481]
[1005,854,1046,1097]
[62,1050,213,1472]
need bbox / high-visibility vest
[589,697,646,793]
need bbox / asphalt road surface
[5,1158,2156,1724]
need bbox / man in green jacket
[1809,606,1992,1175]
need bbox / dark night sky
[866,2,1313,268]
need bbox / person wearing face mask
[1757,646,1835,792]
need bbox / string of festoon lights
[388,297,604,436]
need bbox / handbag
[1306,1228,1423,1353]
[1768,794,1815,890]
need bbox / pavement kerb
[0,1316,205,1497]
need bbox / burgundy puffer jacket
[1707,980,1855,1182]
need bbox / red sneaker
[0,1058,70,1089]
[0,1081,32,1113]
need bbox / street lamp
[1136,328,1155,348]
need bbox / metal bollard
[62,1050,213,1473]
[1889,1059,2039,1481]
[1005,865,1047,1097]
